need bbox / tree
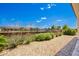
[51,25,56,30]
[56,26,61,30]
[62,25,69,30]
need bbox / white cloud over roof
[40,7,44,10]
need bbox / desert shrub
[6,35,22,49]
[58,32,63,36]
[23,39,31,44]
[0,35,7,51]
[75,29,78,32]
[63,29,76,35]
[49,33,54,38]
[35,33,45,41]
[23,35,35,44]
[7,43,17,49]
[35,33,53,41]
[0,47,3,52]
[43,33,53,40]
[54,32,62,37]
[55,34,59,37]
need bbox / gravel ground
[0,35,77,56]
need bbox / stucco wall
[72,3,79,29]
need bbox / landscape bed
[0,25,77,53]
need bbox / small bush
[23,35,35,44]
[54,32,62,37]
[50,33,54,38]
[7,43,17,49]
[35,33,53,41]
[0,47,3,52]
[43,33,52,40]
[63,29,76,35]
[6,35,22,49]
[75,29,78,32]
[0,35,7,51]
[58,32,63,36]
[23,39,31,44]
[56,34,59,37]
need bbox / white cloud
[40,7,44,10]
[51,4,56,6]
[47,4,51,9]
[48,24,51,26]
[40,3,56,11]
[41,17,47,20]
[36,17,47,23]
[47,3,56,9]
[56,20,62,22]
[36,20,42,23]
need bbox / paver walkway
[72,38,79,56]
[55,37,79,56]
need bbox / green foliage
[51,25,61,30]
[0,35,7,51]
[35,33,53,41]
[62,25,69,30]
[49,33,54,38]
[51,25,56,30]
[63,29,76,35]
[0,35,6,43]
[56,26,61,30]
[62,25,77,35]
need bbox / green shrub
[0,35,7,51]
[49,33,54,38]
[63,29,76,35]
[35,33,45,41]
[43,33,53,40]
[62,25,69,30]
[35,33,53,41]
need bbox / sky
[0,3,77,28]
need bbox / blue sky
[0,3,77,28]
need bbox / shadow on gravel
[55,37,79,56]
